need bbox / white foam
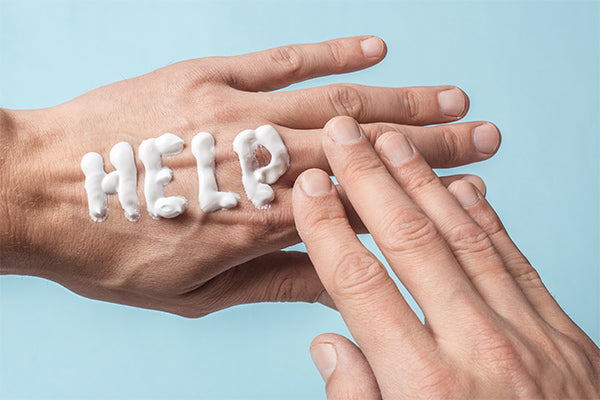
[81,142,139,222]
[233,125,290,209]
[138,133,188,219]
[191,132,240,212]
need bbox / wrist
[0,108,19,274]
[0,107,62,277]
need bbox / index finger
[209,36,386,92]
[292,168,436,379]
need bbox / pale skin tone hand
[0,36,500,317]
[293,116,600,399]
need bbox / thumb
[310,333,381,400]
[181,251,336,316]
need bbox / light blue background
[1,1,598,399]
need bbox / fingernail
[329,118,362,144]
[473,123,500,154]
[300,169,333,197]
[462,175,487,197]
[360,37,384,58]
[454,181,481,208]
[310,343,337,383]
[379,133,414,166]
[438,88,466,117]
[316,290,337,310]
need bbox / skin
[293,117,600,399]
[0,36,499,317]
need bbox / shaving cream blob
[233,125,290,209]
[81,142,140,222]
[138,133,188,219]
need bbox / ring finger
[279,120,501,183]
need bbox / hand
[0,36,499,317]
[293,117,599,398]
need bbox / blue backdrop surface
[0,1,598,399]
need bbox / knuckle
[447,222,495,256]
[378,207,438,254]
[327,85,364,119]
[267,269,322,304]
[402,89,426,123]
[298,201,349,240]
[513,266,544,291]
[245,208,295,245]
[331,252,388,297]
[479,331,514,356]
[478,210,505,238]
[341,153,386,183]
[413,368,464,399]
[555,332,598,377]
[202,98,245,123]
[270,46,303,76]
[470,324,523,372]
[308,213,349,238]
[175,58,225,86]
[399,166,438,193]
[485,346,524,376]
[324,40,348,69]
[270,276,298,303]
[438,126,462,166]
[484,341,525,375]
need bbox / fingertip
[359,36,387,60]
[473,122,501,156]
[448,179,483,208]
[323,116,363,146]
[310,339,338,383]
[438,86,470,119]
[292,168,347,239]
[309,333,348,382]
[460,87,470,117]
[461,175,487,197]
[324,115,360,133]
[373,130,402,149]
[310,333,381,398]
[311,333,345,353]
[375,131,417,166]
[296,168,334,197]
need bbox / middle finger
[259,84,470,129]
